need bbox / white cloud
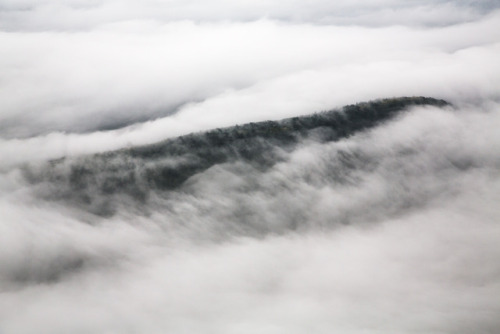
[1,103,500,333]
[0,13,499,167]
[1,1,500,333]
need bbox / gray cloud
[0,0,499,31]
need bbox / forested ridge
[24,96,449,216]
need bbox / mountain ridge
[24,96,450,216]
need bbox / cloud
[1,1,500,333]
[0,12,499,167]
[0,0,498,31]
[1,103,500,333]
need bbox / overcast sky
[1,1,500,333]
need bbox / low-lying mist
[1,1,499,332]
[1,98,499,333]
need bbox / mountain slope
[24,96,449,216]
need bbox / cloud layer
[1,103,500,333]
[0,11,499,168]
[1,1,500,333]
[1,0,499,31]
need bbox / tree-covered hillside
[24,97,449,216]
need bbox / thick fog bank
[1,0,500,332]
[1,101,499,333]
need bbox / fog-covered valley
[1,1,500,333]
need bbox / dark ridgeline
[23,97,449,216]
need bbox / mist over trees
[23,97,448,217]
[1,0,499,332]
